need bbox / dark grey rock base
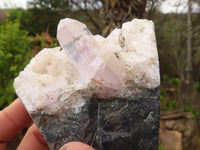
[31,87,160,150]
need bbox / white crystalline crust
[14,19,160,114]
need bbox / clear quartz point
[57,18,122,98]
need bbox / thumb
[59,141,95,150]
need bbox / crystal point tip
[57,18,87,46]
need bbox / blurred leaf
[6,53,13,58]
[158,145,165,150]
[9,66,17,72]
[195,81,200,93]
[170,78,180,87]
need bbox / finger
[17,124,49,150]
[59,142,95,150]
[0,98,32,142]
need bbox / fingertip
[59,142,94,150]
[0,98,32,142]
[17,124,49,150]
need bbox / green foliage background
[0,20,31,107]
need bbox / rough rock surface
[14,18,160,150]
[32,88,160,150]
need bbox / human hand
[0,98,94,150]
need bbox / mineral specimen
[14,18,160,150]
[57,18,122,98]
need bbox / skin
[0,98,94,150]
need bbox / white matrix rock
[14,18,160,114]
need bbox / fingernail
[59,144,72,150]
[59,144,69,150]
[59,142,94,150]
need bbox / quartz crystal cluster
[57,18,122,98]
[14,18,160,150]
